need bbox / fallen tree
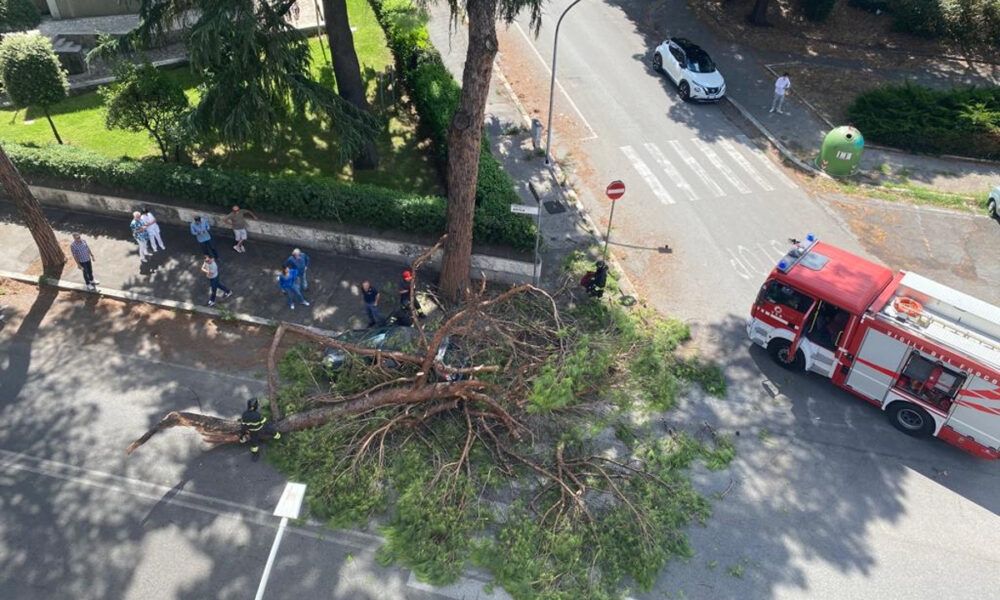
[125,243,734,599]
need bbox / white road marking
[691,138,751,194]
[720,139,774,191]
[513,21,599,141]
[667,140,725,198]
[737,134,798,188]
[726,248,752,280]
[620,146,675,205]
[644,142,698,201]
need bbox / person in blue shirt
[284,248,310,291]
[190,216,218,259]
[277,264,309,310]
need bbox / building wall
[47,0,139,19]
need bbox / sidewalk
[643,0,1000,196]
[0,202,413,332]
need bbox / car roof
[670,37,702,53]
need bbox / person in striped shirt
[70,233,98,290]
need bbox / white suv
[652,37,726,102]
[988,185,999,219]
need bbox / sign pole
[603,200,616,260]
[533,203,541,286]
[254,517,289,600]
[254,482,307,600]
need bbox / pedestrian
[190,215,218,259]
[398,268,424,318]
[585,260,608,299]
[129,210,151,264]
[221,204,258,254]
[239,398,281,462]
[770,72,791,115]
[200,255,232,306]
[277,264,309,310]
[70,233,99,290]
[361,280,383,327]
[140,206,165,252]
[284,248,310,291]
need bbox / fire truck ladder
[900,301,1000,360]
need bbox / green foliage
[848,0,890,12]
[800,0,838,21]
[886,0,946,37]
[0,0,40,33]
[368,0,536,248]
[885,0,1000,56]
[528,335,615,413]
[0,33,68,111]
[702,434,736,471]
[3,141,531,248]
[99,62,191,162]
[847,83,1000,159]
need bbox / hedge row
[846,83,1000,160]
[6,141,464,235]
[368,0,534,247]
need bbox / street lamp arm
[543,0,583,166]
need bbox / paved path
[0,201,414,332]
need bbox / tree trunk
[439,0,498,302]
[748,0,771,26]
[43,108,63,145]
[322,0,379,170]
[0,144,65,277]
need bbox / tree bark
[322,0,379,170]
[439,0,499,303]
[0,144,65,277]
[748,0,771,26]
[43,108,63,145]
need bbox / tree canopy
[100,61,191,162]
[0,33,69,144]
[93,0,379,159]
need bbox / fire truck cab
[747,235,1000,459]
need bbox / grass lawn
[0,0,443,196]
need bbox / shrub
[0,0,41,33]
[4,141,530,247]
[886,0,946,37]
[801,0,839,21]
[848,0,890,12]
[0,33,69,143]
[847,83,1000,160]
[368,0,536,249]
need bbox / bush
[0,33,68,110]
[368,0,535,250]
[801,0,839,21]
[847,83,1000,160]
[848,0,890,12]
[3,141,539,245]
[0,0,41,33]
[886,0,946,37]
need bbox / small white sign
[510,204,539,216]
[273,482,307,519]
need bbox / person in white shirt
[770,72,791,115]
[140,207,165,252]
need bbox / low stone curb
[0,269,340,338]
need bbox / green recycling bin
[816,126,864,177]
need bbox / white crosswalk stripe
[668,140,724,198]
[620,145,675,205]
[644,142,698,201]
[737,134,798,188]
[720,139,774,191]
[691,138,751,194]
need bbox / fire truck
[746,235,1000,459]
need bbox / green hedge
[847,83,1000,160]
[800,0,838,22]
[368,0,534,248]
[0,0,41,34]
[5,141,472,237]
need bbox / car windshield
[687,52,715,74]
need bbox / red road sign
[606,180,625,201]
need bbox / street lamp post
[543,0,583,166]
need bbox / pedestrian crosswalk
[619,136,796,204]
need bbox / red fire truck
[746,235,1000,459]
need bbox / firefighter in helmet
[239,398,281,461]
[585,261,608,299]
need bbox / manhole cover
[543,201,566,214]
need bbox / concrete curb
[0,269,340,337]
[492,58,642,301]
[722,95,831,180]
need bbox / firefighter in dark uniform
[239,398,281,461]
[586,261,608,299]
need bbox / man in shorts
[222,205,258,254]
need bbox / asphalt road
[0,289,485,600]
[497,0,1000,598]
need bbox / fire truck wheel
[767,339,804,371]
[887,402,934,438]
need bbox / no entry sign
[606,180,625,201]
